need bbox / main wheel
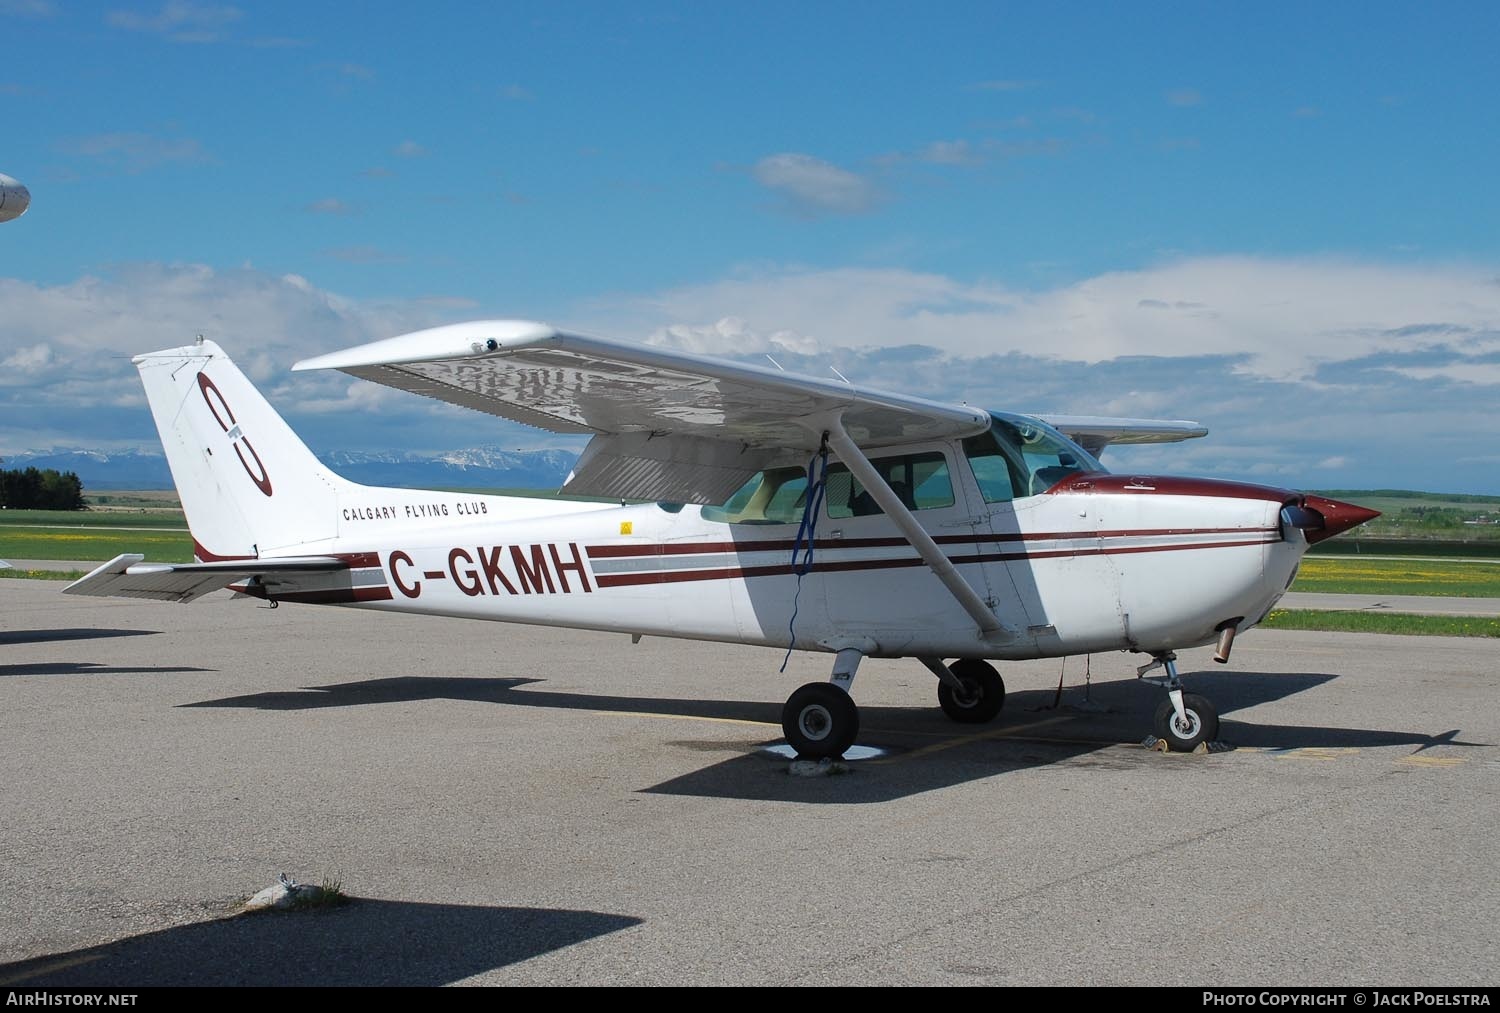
[1153,693,1219,751]
[937,658,1006,724]
[782,682,860,759]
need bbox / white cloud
[2,0,56,15]
[1389,362,1500,385]
[751,153,881,217]
[1,341,53,374]
[646,317,820,357]
[916,140,981,166]
[6,257,1500,493]
[595,258,1500,383]
[305,197,359,216]
[393,140,427,158]
[56,132,212,173]
[330,62,375,81]
[107,1,242,43]
[1165,88,1204,107]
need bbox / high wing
[1040,415,1209,457]
[63,554,350,603]
[293,320,1208,503]
[293,321,991,504]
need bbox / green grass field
[1261,609,1500,638]
[0,508,185,528]
[1,502,192,563]
[1290,556,1500,597]
[0,567,86,581]
[0,525,194,563]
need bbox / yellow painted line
[1273,747,1359,762]
[867,715,1074,764]
[589,710,779,729]
[0,952,106,985]
[1399,755,1465,768]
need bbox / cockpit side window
[961,427,1023,503]
[965,414,1105,500]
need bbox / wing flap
[563,432,779,504]
[63,554,350,603]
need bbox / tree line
[0,465,87,510]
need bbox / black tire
[782,682,860,759]
[1153,693,1219,751]
[937,658,1006,724]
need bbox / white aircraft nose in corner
[0,173,31,223]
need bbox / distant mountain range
[2,446,579,492]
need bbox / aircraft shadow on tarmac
[0,661,212,677]
[0,899,642,987]
[181,669,1480,804]
[0,627,160,646]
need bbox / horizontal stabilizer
[63,553,349,603]
[1040,415,1208,457]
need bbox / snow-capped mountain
[317,447,577,489]
[4,446,579,491]
[1,449,176,489]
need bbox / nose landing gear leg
[1137,653,1219,752]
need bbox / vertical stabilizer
[135,340,346,558]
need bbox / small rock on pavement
[244,877,325,911]
[789,757,850,777]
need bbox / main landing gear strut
[1137,652,1219,751]
[781,652,1009,759]
[782,649,863,759]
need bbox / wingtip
[293,319,558,372]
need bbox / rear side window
[826,451,954,518]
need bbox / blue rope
[780,441,829,672]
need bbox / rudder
[135,339,346,559]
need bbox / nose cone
[1301,495,1380,544]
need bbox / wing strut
[824,420,1013,643]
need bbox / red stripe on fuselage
[1047,474,1297,502]
[592,536,1278,588]
[585,526,1277,560]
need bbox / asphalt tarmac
[1,580,1495,986]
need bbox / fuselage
[234,443,1340,663]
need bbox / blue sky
[3,1,1499,492]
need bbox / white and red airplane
[65,322,1377,756]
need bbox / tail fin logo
[196,372,274,497]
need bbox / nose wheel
[1153,692,1218,751]
[1138,653,1220,752]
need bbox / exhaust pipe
[1213,621,1240,664]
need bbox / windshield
[963,413,1105,501]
